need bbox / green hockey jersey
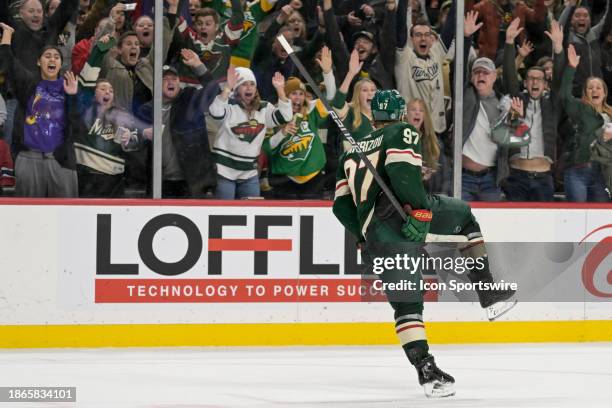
[74,107,141,175]
[180,38,232,82]
[263,99,327,183]
[206,0,277,67]
[332,122,428,242]
[177,0,243,83]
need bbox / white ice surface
[0,343,611,408]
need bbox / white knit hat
[235,67,257,88]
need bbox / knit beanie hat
[284,77,306,95]
[235,67,257,88]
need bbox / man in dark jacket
[560,0,612,96]
[139,50,216,198]
[252,27,298,103]
[0,0,78,73]
[322,0,396,91]
[501,18,565,201]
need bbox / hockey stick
[276,35,408,222]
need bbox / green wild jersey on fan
[262,100,328,183]
[333,122,429,242]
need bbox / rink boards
[0,199,610,348]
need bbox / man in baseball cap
[460,56,505,201]
[162,65,179,77]
[352,30,377,62]
[141,53,217,198]
[471,57,495,72]
[470,57,497,97]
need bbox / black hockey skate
[469,263,518,321]
[475,282,517,321]
[413,354,455,398]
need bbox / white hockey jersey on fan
[395,5,449,134]
[209,96,292,180]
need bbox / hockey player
[332,90,516,397]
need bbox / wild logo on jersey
[280,121,314,161]
[231,120,265,143]
[201,49,223,64]
[280,134,314,161]
[89,118,115,141]
[241,19,255,32]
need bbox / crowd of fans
[0,0,611,202]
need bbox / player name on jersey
[348,135,384,154]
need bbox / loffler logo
[94,213,371,303]
[96,213,363,276]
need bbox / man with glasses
[501,18,564,201]
[395,0,469,195]
[395,0,451,138]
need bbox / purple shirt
[23,79,66,153]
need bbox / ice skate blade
[423,380,456,398]
[486,297,518,321]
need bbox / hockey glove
[401,209,432,242]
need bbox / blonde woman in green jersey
[330,49,377,148]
